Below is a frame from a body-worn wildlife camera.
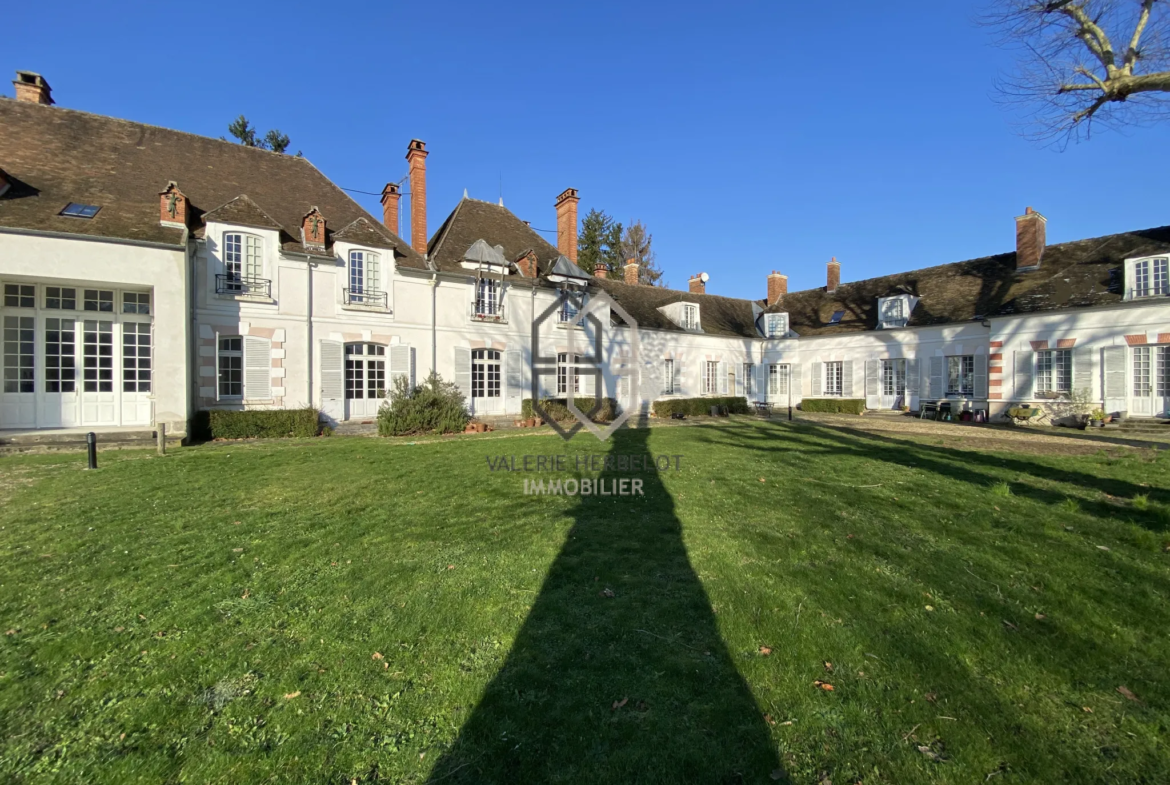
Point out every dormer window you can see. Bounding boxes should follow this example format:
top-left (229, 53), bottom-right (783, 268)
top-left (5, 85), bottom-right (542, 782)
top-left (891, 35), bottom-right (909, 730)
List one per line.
top-left (559, 289), bottom-right (587, 323)
top-left (217, 232), bottom-right (270, 297)
top-left (878, 296), bottom-right (910, 328)
top-left (1129, 256), bottom-right (1169, 299)
top-left (764, 312), bottom-right (788, 338)
top-left (682, 304), bottom-right (699, 330)
top-left (345, 250), bottom-right (386, 308)
top-left (829, 310), bottom-right (845, 324)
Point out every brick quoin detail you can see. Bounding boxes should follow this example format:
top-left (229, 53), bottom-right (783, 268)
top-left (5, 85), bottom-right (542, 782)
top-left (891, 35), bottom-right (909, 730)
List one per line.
top-left (989, 352), bottom-right (1003, 361)
top-left (989, 393), bottom-right (1003, 400)
top-left (1056, 338), bottom-right (1076, 348)
top-left (989, 379), bottom-right (1003, 387)
top-left (1125, 334), bottom-right (1148, 346)
top-left (989, 341), bottom-right (1004, 348)
top-left (1030, 340), bottom-right (1048, 350)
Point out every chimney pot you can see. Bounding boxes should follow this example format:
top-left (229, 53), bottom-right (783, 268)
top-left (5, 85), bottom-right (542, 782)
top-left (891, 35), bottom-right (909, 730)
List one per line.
top-left (594, 267), bottom-right (608, 279)
top-left (380, 182), bottom-right (401, 235)
top-left (826, 258), bottom-right (841, 292)
top-left (554, 188), bottom-right (580, 263)
top-left (767, 271), bottom-right (788, 306)
top-left (1015, 207), bottom-right (1046, 269)
top-left (13, 71), bottom-right (53, 105)
top-left (624, 259), bottom-right (639, 286)
top-left (406, 139), bottom-right (429, 254)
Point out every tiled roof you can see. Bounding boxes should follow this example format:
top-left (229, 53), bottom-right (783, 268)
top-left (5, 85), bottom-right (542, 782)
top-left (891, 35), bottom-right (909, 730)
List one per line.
top-left (593, 276), bottom-right (763, 338)
top-left (427, 197), bottom-right (561, 274)
top-left (0, 99), bottom-right (424, 266)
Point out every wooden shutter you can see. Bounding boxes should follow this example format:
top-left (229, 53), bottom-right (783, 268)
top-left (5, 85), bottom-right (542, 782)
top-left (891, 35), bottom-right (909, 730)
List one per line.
top-left (720, 361), bottom-right (729, 394)
top-left (1073, 346), bottom-right (1093, 398)
top-left (865, 359), bottom-right (880, 409)
top-left (453, 346), bottom-right (472, 406)
top-left (244, 337), bottom-right (271, 400)
top-left (390, 345), bottom-right (412, 393)
top-left (1103, 346), bottom-right (1126, 413)
top-left (811, 361), bottom-right (822, 396)
top-left (974, 353), bottom-right (989, 399)
top-left (790, 363), bottom-right (802, 402)
top-left (1013, 350), bottom-right (1033, 401)
top-left (675, 358), bottom-right (685, 396)
top-left (928, 356), bottom-right (944, 399)
top-left (319, 339), bottom-right (344, 421)
top-left (735, 365), bottom-right (743, 397)
top-left (906, 358), bottom-right (920, 396)
top-left (506, 350), bottom-right (522, 411)
top-left (842, 360), bottom-right (854, 397)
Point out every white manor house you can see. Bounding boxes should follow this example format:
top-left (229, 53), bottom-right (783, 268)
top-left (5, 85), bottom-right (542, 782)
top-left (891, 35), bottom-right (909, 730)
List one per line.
top-left (2, 70), bottom-right (1169, 437)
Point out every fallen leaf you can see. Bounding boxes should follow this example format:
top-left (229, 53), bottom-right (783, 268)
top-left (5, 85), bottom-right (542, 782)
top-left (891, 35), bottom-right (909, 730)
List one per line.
top-left (1082, 706), bottom-right (1093, 713)
top-left (447, 565), bottom-right (455, 570)
top-left (1002, 620), bottom-right (1018, 631)
top-left (917, 744), bottom-right (944, 762)
top-left (4, 630), bottom-right (14, 636)
top-left (232, 548), bottom-right (243, 553)
top-left (284, 691), bottom-right (301, 700)
top-left (759, 645), bottom-right (772, 655)
top-left (137, 614), bottom-right (147, 621)
top-left (763, 713), bottom-right (776, 725)
top-left (114, 626), bottom-right (124, 632)
top-left (1117, 685), bottom-right (1140, 702)
top-left (612, 697), bottom-right (628, 710)
top-left (232, 521), bottom-right (241, 525)
top-left (1096, 545), bottom-right (1111, 551)
top-left (601, 588), bottom-right (615, 598)
top-left (780, 720), bottom-right (794, 726)
top-left (813, 680), bottom-right (835, 691)
top-left (823, 661), bottom-right (833, 672)
top-left (925, 692), bottom-right (938, 703)
top-left (759, 477), bottom-right (766, 483)
top-left (1034, 613), bottom-right (1046, 620)
top-left (372, 652), bottom-right (384, 661)
top-left (383, 662), bottom-right (389, 669)
top-left (925, 605), bottom-right (935, 612)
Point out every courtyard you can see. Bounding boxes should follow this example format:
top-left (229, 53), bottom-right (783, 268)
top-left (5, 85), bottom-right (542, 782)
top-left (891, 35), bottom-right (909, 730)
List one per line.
top-left (1, 418), bottom-right (1168, 783)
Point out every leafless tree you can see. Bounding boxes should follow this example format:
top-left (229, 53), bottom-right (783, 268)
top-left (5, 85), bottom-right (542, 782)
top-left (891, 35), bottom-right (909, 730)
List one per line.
top-left (985, 0), bottom-right (1170, 145)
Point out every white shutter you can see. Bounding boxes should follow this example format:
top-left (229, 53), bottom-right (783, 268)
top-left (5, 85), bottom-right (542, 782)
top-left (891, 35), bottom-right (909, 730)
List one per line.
top-left (842, 360), bottom-right (854, 397)
top-left (1013, 350), bottom-right (1033, 401)
top-left (319, 339), bottom-right (344, 421)
top-left (735, 365), bottom-right (743, 397)
top-left (865, 359), bottom-right (880, 409)
top-left (580, 359), bottom-right (596, 397)
top-left (974, 354), bottom-right (989, 399)
top-left (1103, 346), bottom-right (1126, 413)
top-left (675, 359), bottom-right (685, 396)
top-left (390, 345), bottom-right (412, 393)
top-left (453, 346), bottom-right (472, 407)
top-left (811, 361), bottom-right (822, 396)
top-left (906, 358), bottom-right (920, 396)
top-left (720, 361), bottom-right (729, 394)
top-left (790, 363), bottom-right (802, 403)
top-left (929, 356), bottom-right (944, 400)
top-left (1073, 346), bottom-right (1093, 398)
top-left (506, 350), bottom-right (522, 411)
top-left (244, 337), bottom-right (271, 400)
top-left (755, 363), bottom-right (765, 402)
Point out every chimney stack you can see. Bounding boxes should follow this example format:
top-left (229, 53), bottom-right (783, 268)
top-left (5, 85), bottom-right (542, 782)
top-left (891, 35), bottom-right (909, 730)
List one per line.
top-left (1015, 206), bottom-right (1046, 270)
top-left (624, 259), bottom-right (639, 285)
top-left (826, 257), bottom-right (840, 293)
top-left (406, 139), bottom-right (428, 254)
top-left (13, 71), bottom-right (53, 105)
top-left (688, 273), bottom-right (706, 295)
top-left (594, 267), bottom-right (608, 280)
top-left (555, 188), bottom-right (580, 263)
top-left (380, 182), bottom-right (401, 235)
top-left (767, 271), bottom-right (788, 306)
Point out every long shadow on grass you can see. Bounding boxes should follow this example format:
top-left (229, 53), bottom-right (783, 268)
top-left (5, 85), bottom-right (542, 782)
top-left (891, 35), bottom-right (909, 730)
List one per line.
top-left (426, 426), bottom-right (786, 784)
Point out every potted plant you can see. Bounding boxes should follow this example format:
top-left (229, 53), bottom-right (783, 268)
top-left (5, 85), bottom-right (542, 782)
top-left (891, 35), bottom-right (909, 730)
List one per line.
top-left (1089, 408), bottom-right (1107, 428)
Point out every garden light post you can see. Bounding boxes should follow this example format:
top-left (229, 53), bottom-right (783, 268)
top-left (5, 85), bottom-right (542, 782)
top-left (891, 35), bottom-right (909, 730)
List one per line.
top-left (85, 432), bottom-right (97, 470)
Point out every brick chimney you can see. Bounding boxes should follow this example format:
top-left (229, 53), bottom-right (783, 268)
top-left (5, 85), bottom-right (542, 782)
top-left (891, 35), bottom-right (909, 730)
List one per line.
top-left (515, 250), bottom-right (538, 278)
top-left (624, 259), bottom-right (639, 285)
top-left (827, 257), bottom-right (840, 293)
top-left (406, 139), bottom-right (428, 254)
top-left (767, 271), bottom-right (787, 306)
top-left (1015, 206), bottom-right (1046, 270)
top-left (302, 207), bottom-right (326, 250)
top-left (688, 273), bottom-right (706, 295)
top-left (159, 182), bottom-right (187, 227)
top-left (555, 188), bottom-right (580, 262)
top-left (13, 71), bottom-right (53, 105)
top-left (380, 182), bottom-right (400, 234)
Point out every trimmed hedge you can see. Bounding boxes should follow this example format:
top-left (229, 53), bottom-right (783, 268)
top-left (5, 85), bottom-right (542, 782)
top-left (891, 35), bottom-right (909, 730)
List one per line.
top-left (799, 398), bottom-right (866, 415)
top-left (651, 397), bottom-right (750, 418)
top-left (196, 407), bottom-right (320, 440)
top-left (522, 398), bottom-right (620, 423)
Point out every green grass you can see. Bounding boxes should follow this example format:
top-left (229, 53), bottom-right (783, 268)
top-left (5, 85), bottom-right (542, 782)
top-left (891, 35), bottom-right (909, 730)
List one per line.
top-left (1, 420), bottom-right (1169, 784)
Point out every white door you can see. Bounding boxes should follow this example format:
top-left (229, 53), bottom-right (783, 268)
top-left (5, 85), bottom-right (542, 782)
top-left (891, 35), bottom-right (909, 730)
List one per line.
top-left (120, 322), bottom-right (152, 426)
top-left (40, 316), bottom-right (79, 427)
top-left (471, 349), bottom-right (503, 415)
top-left (80, 319), bottom-right (117, 425)
top-left (1, 314), bottom-right (36, 427)
top-left (1132, 346), bottom-right (1170, 418)
top-left (881, 359), bottom-right (907, 409)
top-left (344, 343), bottom-right (386, 420)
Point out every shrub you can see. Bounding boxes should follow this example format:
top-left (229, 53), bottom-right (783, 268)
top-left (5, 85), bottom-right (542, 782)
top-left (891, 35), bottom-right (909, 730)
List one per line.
top-left (651, 397), bottom-right (750, 418)
top-left (522, 397), bottom-right (620, 423)
top-left (378, 373), bottom-right (469, 436)
top-left (196, 406), bottom-right (320, 440)
top-left (799, 398), bottom-right (866, 415)
top-left (990, 481), bottom-right (1013, 498)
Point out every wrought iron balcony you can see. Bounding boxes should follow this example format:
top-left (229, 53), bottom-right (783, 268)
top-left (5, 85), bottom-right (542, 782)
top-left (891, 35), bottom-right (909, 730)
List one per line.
top-left (216, 274), bottom-right (271, 298)
top-left (470, 301), bottom-right (507, 322)
top-left (343, 288), bottom-right (389, 309)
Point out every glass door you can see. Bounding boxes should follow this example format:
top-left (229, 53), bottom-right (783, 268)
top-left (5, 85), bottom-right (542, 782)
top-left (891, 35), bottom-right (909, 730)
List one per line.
top-left (471, 349), bottom-right (503, 415)
top-left (40, 317), bottom-right (79, 427)
top-left (80, 319), bottom-right (116, 425)
top-left (881, 359), bottom-right (907, 409)
top-left (344, 343), bottom-right (387, 419)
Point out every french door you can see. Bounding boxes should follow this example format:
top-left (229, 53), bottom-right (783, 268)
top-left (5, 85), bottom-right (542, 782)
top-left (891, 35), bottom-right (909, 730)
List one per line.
top-left (80, 319), bottom-right (117, 425)
top-left (1131, 346), bottom-right (1170, 418)
top-left (344, 343), bottom-right (387, 419)
top-left (471, 349), bottom-right (503, 415)
top-left (881, 359), bottom-right (907, 409)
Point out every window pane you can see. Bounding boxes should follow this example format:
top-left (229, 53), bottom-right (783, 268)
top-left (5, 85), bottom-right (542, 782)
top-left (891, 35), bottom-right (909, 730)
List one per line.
top-left (4, 284), bottom-right (35, 308)
top-left (3, 315), bottom-right (35, 392)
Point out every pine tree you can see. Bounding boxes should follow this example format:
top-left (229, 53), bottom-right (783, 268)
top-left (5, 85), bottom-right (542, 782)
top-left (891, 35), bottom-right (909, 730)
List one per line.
top-left (576, 209), bottom-right (612, 274)
top-left (263, 129), bottom-right (291, 154)
top-left (227, 115), bottom-right (292, 154)
top-left (601, 220), bottom-right (624, 273)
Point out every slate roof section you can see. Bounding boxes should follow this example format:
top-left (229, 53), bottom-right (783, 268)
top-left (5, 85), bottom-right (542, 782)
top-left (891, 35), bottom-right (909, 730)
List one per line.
top-left (428, 197), bottom-right (561, 274)
top-left (767, 225), bottom-right (1170, 336)
top-left (0, 99), bottom-right (424, 266)
top-left (593, 276), bottom-right (763, 338)
top-left (201, 195), bottom-right (283, 232)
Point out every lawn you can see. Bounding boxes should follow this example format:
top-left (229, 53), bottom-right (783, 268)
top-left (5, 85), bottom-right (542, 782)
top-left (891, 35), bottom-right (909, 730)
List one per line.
top-left (1, 419), bottom-right (1168, 784)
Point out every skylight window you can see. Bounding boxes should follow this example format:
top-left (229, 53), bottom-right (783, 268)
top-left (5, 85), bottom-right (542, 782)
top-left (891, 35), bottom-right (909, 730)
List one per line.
top-left (829, 310), bottom-right (845, 324)
top-left (60, 203), bottom-right (100, 219)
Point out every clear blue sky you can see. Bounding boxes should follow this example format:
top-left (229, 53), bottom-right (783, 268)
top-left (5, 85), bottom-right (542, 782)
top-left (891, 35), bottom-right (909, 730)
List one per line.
top-left (6, 1), bottom-right (1167, 300)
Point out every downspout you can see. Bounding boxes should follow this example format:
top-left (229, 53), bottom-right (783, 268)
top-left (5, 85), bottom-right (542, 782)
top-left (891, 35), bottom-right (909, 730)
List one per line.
top-left (307, 259), bottom-right (314, 406)
top-left (185, 233), bottom-right (196, 438)
top-left (430, 261), bottom-right (437, 377)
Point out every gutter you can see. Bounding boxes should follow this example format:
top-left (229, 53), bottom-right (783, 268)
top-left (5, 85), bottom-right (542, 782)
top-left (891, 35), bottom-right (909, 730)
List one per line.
top-left (0, 225), bottom-right (186, 251)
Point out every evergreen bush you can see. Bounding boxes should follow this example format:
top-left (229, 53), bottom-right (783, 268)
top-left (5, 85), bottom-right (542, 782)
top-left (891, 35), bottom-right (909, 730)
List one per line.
top-left (378, 373), bottom-right (469, 436)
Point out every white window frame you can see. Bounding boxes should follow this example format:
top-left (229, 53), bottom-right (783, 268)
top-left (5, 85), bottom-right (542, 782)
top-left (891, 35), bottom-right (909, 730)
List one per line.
top-left (476, 278), bottom-right (501, 317)
top-left (217, 336), bottom-right (244, 400)
top-left (349, 250), bottom-right (381, 295)
top-left (1127, 256), bottom-right (1170, 299)
top-left (223, 232), bottom-right (263, 282)
top-left (663, 358), bottom-right (675, 394)
top-left (878, 296), bottom-right (908, 328)
top-left (682, 304), bottom-right (700, 331)
top-left (946, 355), bottom-right (975, 396)
top-left (702, 360), bottom-right (719, 395)
top-left (122, 322), bottom-right (152, 393)
top-left (743, 362), bottom-right (754, 396)
top-left (824, 361), bottom-right (843, 396)
top-left (1035, 349), bottom-right (1072, 394)
top-left (764, 313), bottom-right (788, 338)
top-left (556, 352), bottom-right (580, 396)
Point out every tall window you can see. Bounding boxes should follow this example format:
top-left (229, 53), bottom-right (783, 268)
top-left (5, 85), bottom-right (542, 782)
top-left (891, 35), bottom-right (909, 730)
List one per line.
top-left (122, 323), bottom-right (152, 393)
top-left (82, 320), bottom-right (113, 393)
top-left (218, 337), bottom-right (243, 398)
top-left (743, 363), bottom-right (754, 396)
top-left (559, 290), bottom-right (583, 323)
top-left (349, 251), bottom-right (380, 296)
top-left (1155, 258), bottom-right (1169, 296)
top-left (824, 361), bottom-right (843, 396)
top-left (224, 233), bottom-right (262, 284)
top-left (45, 287), bottom-right (77, 310)
top-left (476, 279), bottom-right (500, 316)
top-left (557, 353), bottom-right (580, 395)
top-left (947, 355), bottom-right (975, 395)
top-left (703, 361), bottom-right (719, 394)
top-left (3, 315), bottom-right (34, 393)
top-left (4, 284), bottom-right (34, 308)
top-left (1035, 349), bottom-right (1071, 394)
top-left (472, 349), bottom-right (502, 399)
top-left (880, 297), bottom-right (906, 327)
top-left (1135, 259), bottom-right (1150, 296)
top-left (663, 358), bottom-right (675, 394)
top-left (768, 364), bottom-right (788, 397)
top-left (45, 318), bottom-right (76, 393)
top-left (682, 305), bottom-right (699, 330)
top-left (345, 343), bottom-right (387, 400)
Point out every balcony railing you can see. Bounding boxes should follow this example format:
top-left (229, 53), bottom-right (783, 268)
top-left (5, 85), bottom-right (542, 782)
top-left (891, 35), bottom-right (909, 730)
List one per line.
top-left (1129, 287), bottom-right (1170, 299)
top-left (470, 301), bottom-right (507, 322)
top-left (343, 288), bottom-right (389, 309)
top-left (216, 274), bottom-right (271, 298)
